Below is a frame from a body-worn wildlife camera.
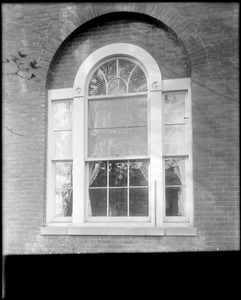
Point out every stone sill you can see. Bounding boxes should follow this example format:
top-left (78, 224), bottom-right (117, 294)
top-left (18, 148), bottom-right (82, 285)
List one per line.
top-left (40, 226), bottom-right (197, 236)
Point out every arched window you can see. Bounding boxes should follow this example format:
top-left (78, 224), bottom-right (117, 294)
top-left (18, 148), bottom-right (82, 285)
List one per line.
top-left (45, 44), bottom-right (194, 235)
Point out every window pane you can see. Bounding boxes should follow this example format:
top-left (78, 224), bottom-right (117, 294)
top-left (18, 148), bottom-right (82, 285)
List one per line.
top-left (54, 131), bottom-right (72, 158)
top-left (166, 187), bottom-right (186, 216)
top-left (128, 97), bottom-right (147, 126)
top-left (128, 65), bottom-right (147, 93)
top-left (119, 59), bottom-right (135, 82)
top-left (164, 125), bottom-right (185, 154)
top-left (109, 188), bottom-right (127, 216)
top-left (109, 161), bottom-right (128, 187)
top-left (107, 128), bottom-right (128, 156)
top-left (88, 100), bottom-right (107, 128)
top-left (88, 129), bottom-right (107, 157)
top-left (129, 188), bottom-right (149, 216)
top-left (108, 78), bottom-right (127, 95)
top-left (129, 160), bottom-right (149, 186)
top-left (88, 69), bottom-right (106, 96)
top-left (54, 102), bottom-right (72, 130)
top-left (89, 189), bottom-right (107, 216)
top-left (55, 188), bottom-right (73, 217)
top-left (89, 161), bottom-right (107, 187)
top-left (107, 99), bottom-right (128, 128)
top-left (100, 59), bottom-right (117, 82)
top-left (128, 127), bottom-right (147, 155)
top-left (55, 162), bottom-right (73, 189)
top-left (165, 158), bottom-right (185, 185)
top-left (164, 93), bottom-right (185, 124)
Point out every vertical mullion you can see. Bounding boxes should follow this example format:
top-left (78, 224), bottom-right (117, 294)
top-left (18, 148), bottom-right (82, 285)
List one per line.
top-left (107, 160), bottom-right (109, 216)
top-left (127, 160), bottom-right (129, 217)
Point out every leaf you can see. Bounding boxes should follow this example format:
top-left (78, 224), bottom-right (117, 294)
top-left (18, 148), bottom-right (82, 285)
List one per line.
top-left (30, 60), bottom-right (38, 69)
top-left (18, 51), bottom-right (27, 58)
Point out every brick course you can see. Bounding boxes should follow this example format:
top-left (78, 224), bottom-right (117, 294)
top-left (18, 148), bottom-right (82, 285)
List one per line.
top-left (2, 2), bottom-right (239, 253)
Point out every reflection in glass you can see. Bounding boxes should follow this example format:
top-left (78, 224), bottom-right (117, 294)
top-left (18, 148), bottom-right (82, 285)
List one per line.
top-left (166, 187), bottom-right (185, 216)
top-left (109, 188), bottom-right (127, 216)
top-left (100, 59), bottom-right (117, 82)
top-left (128, 127), bottom-right (147, 155)
top-left (119, 59), bottom-right (135, 82)
top-left (109, 161), bottom-right (127, 187)
top-left (89, 161), bottom-right (107, 187)
top-left (128, 97), bottom-right (147, 126)
top-left (89, 189), bottom-right (107, 216)
top-left (55, 188), bottom-right (73, 217)
top-left (54, 102), bottom-right (72, 130)
top-left (88, 69), bottom-right (106, 96)
top-left (129, 160), bottom-right (149, 186)
top-left (107, 128), bottom-right (128, 156)
top-left (164, 93), bottom-right (185, 124)
top-left (54, 131), bottom-right (72, 158)
top-left (107, 99), bottom-right (128, 128)
top-left (128, 65), bottom-right (147, 93)
top-left (164, 125), bottom-right (185, 154)
top-left (88, 129), bottom-right (107, 157)
top-left (88, 100), bottom-right (107, 128)
top-left (55, 162), bottom-right (73, 189)
top-left (129, 188), bottom-right (148, 216)
top-left (165, 158), bottom-right (185, 186)
top-left (108, 78), bottom-right (127, 95)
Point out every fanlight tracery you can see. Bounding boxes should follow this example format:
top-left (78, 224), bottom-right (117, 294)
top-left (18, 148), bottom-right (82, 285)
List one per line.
top-left (88, 58), bottom-right (147, 96)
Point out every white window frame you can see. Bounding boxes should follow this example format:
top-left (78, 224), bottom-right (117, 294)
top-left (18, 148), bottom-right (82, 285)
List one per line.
top-left (44, 43), bottom-right (195, 236)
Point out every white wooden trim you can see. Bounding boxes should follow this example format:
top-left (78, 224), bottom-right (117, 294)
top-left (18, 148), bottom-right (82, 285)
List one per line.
top-left (162, 78), bottom-right (191, 91)
top-left (48, 88), bottom-right (73, 100)
top-left (72, 95), bottom-right (85, 223)
top-left (73, 43), bottom-right (162, 96)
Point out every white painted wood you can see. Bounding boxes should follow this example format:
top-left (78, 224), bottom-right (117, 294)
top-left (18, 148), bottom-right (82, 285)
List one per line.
top-left (48, 88), bottom-right (73, 100)
top-left (73, 43), bottom-right (162, 96)
top-left (72, 95), bottom-right (85, 224)
top-left (162, 78), bottom-right (191, 91)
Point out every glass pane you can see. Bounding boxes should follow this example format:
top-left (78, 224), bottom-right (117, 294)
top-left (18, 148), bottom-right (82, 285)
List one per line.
top-left (107, 99), bottom-right (128, 128)
top-left (54, 131), bottom-right (72, 158)
top-left (119, 59), bottom-right (135, 82)
top-left (129, 188), bottom-right (149, 216)
top-left (128, 127), bottom-right (147, 155)
top-left (88, 69), bottom-right (106, 96)
top-left (88, 100), bottom-right (107, 128)
top-left (164, 93), bottom-right (185, 124)
top-left (54, 102), bottom-right (72, 130)
top-left (89, 161), bottom-right (107, 187)
top-left (107, 128), bottom-right (128, 156)
top-left (100, 59), bottom-right (117, 82)
top-left (55, 162), bottom-right (73, 189)
top-left (164, 125), bottom-right (185, 154)
top-left (129, 160), bottom-right (149, 186)
top-left (109, 188), bottom-right (127, 216)
top-left (108, 78), bottom-right (127, 95)
top-left (109, 161), bottom-right (128, 187)
top-left (166, 187), bottom-right (186, 216)
top-left (165, 158), bottom-right (185, 185)
top-left (128, 97), bottom-right (147, 126)
top-left (88, 129), bottom-right (107, 157)
top-left (55, 188), bottom-right (73, 217)
top-left (89, 189), bottom-right (107, 216)
top-left (128, 65), bottom-right (147, 93)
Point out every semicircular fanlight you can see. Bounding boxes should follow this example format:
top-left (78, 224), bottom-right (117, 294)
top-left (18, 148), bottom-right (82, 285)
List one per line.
top-left (108, 78), bottom-right (127, 95)
top-left (88, 69), bottom-right (106, 96)
top-left (128, 65), bottom-right (147, 93)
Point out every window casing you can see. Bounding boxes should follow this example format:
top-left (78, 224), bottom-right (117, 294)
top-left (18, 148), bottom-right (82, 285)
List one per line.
top-left (46, 43), bottom-right (193, 234)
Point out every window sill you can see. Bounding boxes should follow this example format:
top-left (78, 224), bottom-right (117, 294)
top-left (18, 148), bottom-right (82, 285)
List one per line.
top-left (40, 225), bottom-right (197, 236)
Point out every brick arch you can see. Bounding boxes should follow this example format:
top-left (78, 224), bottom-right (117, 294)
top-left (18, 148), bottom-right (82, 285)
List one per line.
top-left (40, 3), bottom-right (208, 84)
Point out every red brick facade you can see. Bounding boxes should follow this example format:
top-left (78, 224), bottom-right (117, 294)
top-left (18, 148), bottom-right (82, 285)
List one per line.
top-left (2, 2), bottom-right (239, 253)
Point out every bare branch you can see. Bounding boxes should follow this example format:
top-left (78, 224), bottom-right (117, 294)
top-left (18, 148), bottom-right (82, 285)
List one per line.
top-left (3, 125), bottom-right (24, 136)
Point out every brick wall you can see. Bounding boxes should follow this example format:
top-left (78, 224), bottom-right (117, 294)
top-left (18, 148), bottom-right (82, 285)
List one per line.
top-left (2, 2), bottom-right (239, 254)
